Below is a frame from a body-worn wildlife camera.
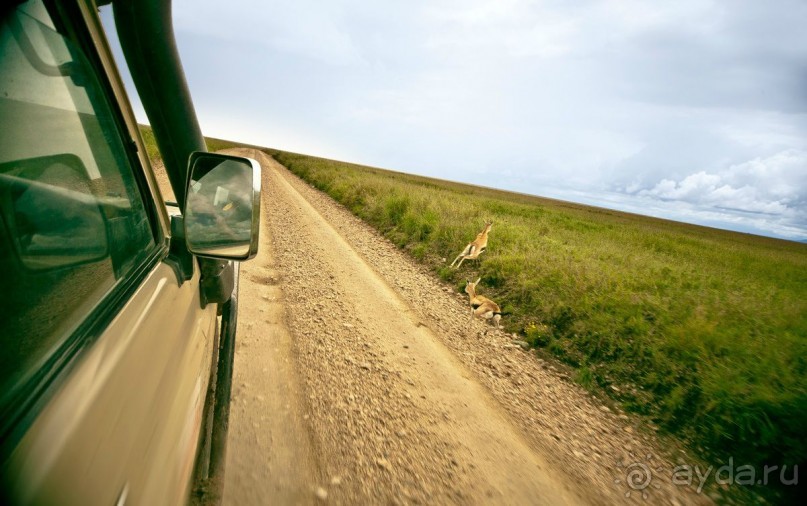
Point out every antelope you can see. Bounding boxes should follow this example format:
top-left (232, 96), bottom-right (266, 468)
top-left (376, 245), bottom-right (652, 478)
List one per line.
top-left (450, 221), bottom-right (492, 268)
top-left (464, 278), bottom-right (502, 329)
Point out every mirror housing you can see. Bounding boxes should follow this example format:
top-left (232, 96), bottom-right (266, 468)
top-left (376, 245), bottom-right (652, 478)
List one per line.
top-left (184, 152), bottom-right (261, 261)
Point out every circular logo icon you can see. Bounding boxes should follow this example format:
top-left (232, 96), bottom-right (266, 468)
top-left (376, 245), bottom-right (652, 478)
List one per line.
top-left (625, 462), bottom-right (652, 490)
top-left (615, 453), bottom-right (663, 500)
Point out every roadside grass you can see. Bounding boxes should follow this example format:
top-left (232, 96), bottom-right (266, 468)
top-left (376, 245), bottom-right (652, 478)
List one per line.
top-left (138, 124), bottom-right (160, 162)
top-left (138, 124), bottom-right (240, 164)
top-left (205, 135), bottom-right (241, 153)
top-left (268, 149), bottom-right (807, 480)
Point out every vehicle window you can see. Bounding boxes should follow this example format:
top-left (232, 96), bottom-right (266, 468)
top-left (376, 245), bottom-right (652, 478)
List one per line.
top-left (0, 0), bottom-right (156, 421)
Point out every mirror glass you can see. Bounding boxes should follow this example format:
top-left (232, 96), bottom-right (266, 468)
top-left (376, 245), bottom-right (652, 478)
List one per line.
top-left (185, 154), bottom-right (257, 259)
top-left (0, 154), bottom-right (108, 270)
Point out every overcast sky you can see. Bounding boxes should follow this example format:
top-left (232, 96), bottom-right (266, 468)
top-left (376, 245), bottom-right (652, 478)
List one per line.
top-left (104, 0), bottom-right (807, 241)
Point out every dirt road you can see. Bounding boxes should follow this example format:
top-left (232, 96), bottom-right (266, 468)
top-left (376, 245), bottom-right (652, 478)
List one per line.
top-left (220, 148), bottom-right (710, 505)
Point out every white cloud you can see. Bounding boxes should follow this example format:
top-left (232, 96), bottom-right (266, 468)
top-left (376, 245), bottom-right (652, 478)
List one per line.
top-left (629, 149), bottom-right (806, 235)
top-left (643, 172), bottom-right (722, 201)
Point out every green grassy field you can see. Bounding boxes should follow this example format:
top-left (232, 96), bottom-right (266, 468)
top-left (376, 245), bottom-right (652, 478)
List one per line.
top-left (267, 149), bottom-right (807, 478)
top-left (138, 124), bottom-right (240, 163)
top-left (138, 124), bottom-right (806, 494)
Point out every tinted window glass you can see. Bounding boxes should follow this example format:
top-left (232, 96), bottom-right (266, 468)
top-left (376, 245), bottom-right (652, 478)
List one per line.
top-left (0, 1), bottom-right (155, 412)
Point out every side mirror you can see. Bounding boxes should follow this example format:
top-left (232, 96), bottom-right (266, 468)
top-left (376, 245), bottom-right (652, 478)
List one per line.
top-left (0, 154), bottom-right (108, 271)
top-left (184, 152), bottom-right (261, 261)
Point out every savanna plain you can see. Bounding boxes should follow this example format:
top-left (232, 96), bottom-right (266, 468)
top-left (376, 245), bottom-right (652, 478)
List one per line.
top-left (143, 126), bottom-right (807, 503)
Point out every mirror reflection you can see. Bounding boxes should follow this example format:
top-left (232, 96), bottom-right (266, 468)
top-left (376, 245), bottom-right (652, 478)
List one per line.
top-left (185, 156), bottom-right (255, 258)
top-left (0, 154), bottom-right (108, 270)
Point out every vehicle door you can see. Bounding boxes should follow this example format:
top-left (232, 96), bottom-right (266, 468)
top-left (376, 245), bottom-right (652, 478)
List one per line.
top-left (0, 1), bottom-right (217, 504)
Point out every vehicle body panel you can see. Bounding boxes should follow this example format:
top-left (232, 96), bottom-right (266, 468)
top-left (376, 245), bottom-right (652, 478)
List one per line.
top-left (5, 262), bottom-right (216, 505)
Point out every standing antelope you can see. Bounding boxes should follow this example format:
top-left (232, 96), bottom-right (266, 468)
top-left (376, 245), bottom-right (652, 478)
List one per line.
top-left (450, 221), bottom-right (492, 268)
top-left (464, 278), bottom-right (502, 329)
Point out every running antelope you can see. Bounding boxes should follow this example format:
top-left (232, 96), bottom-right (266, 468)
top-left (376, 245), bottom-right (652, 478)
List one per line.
top-left (464, 278), bottom-right (502, 329)
top-left (450, 221), bottom-right (492, 268)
